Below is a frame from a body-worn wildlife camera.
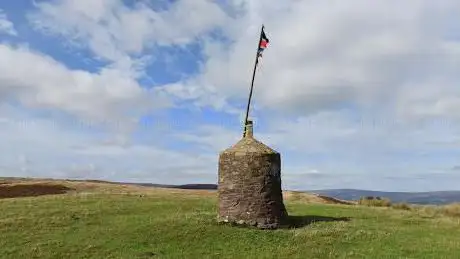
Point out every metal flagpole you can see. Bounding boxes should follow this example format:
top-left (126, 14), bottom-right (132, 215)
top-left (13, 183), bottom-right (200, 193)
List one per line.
top-left (243, 24), bottom-right (265, 137)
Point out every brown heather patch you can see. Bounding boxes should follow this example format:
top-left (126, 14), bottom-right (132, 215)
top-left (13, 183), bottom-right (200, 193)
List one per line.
top-left (0, 182), bottom-right (74, 199)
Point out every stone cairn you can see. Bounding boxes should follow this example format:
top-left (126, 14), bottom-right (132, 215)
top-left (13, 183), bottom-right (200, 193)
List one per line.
top-left (217, 120), bottom-right (288, 229)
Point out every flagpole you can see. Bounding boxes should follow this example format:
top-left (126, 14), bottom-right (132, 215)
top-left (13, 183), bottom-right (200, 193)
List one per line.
top-left (243, 24), bottom-right (265, 137)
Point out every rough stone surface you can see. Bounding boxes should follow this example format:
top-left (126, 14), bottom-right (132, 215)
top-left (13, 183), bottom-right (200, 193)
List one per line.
top-left (217, 121), bottom-right (288, 229)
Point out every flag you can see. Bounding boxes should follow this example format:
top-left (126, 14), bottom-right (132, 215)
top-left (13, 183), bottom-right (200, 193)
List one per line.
top-left (257, 27), bottom-right (269, 59)
top-left (242, 25), bottom-right (269, 137)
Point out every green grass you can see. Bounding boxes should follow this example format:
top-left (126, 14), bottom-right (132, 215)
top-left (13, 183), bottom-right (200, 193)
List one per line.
top-left (1, 192), bottom-right (460, 259)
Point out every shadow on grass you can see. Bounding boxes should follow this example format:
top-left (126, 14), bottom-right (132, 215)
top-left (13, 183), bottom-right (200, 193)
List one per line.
top-left (286, 215), bottom-right (351, 228)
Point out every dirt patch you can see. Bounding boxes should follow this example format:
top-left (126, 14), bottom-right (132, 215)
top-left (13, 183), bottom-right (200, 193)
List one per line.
top-left (0, 183), bottom-right (74, 199)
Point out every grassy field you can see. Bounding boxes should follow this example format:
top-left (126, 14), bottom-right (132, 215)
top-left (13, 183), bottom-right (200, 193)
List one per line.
top-left (1, 181), bottom-right (460, 258)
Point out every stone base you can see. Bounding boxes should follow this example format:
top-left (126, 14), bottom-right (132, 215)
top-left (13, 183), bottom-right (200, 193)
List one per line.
top-left (217, 214), bottom-right (288, 230)
top-left (217, 121), bottom-right (289, 230)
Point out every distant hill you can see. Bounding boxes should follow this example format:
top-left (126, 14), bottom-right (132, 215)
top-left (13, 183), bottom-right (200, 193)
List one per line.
top-left (1, 177), bottom-right (219, 191)
top-left (310, 189), bottom-right (460, 205)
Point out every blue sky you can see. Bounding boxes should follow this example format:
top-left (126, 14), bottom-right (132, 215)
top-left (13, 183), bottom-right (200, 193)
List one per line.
top-left (1, 0), bottom-right (460, 192)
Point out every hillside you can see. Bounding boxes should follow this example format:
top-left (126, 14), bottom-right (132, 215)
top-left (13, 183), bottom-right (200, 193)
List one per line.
top-left (312, 189), bottom-right (460, 205)
top-left (1, 179), bottom-right (460, 258)
top-left (6, 177), bottom-right (460, 205)
top-left (0, 178), bottom-right (352, 205)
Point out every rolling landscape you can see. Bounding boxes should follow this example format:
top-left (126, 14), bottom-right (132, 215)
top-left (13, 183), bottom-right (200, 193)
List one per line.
top-left (7, 177), bottom-right (459, 205)
top-left (3, 1), bottom-right (460, 258)
top-left (1, 177), bottom-right (460, 258)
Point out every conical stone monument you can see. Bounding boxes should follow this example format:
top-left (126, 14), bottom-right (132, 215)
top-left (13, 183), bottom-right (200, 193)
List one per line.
top-left (217, 120), bottom-right (288, 229)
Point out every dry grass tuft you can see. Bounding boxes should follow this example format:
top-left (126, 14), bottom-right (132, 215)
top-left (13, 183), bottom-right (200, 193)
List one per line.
top-left (437, 203), bottom-right (460, 217)
top-left (358, 196), bottom-right (392, 207)
top-left (391, 202), bottom-right (412, 210)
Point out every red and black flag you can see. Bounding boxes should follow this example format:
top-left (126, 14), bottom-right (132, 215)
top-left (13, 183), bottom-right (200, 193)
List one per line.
top-left (257, 27), bottom-right (269, 59)
top-left (242, 25), bottom-right (270, 137)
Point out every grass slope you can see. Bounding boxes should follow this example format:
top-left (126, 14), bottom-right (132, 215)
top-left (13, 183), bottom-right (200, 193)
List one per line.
top-left (1, 183), bottom-right (460, 259)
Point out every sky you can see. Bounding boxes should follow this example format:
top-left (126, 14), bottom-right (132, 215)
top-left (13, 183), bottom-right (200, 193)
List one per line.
top-left (1, 0), bottom-right (460, 192)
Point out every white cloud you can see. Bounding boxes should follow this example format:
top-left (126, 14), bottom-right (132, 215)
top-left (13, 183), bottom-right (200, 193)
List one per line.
top-left (0, 9), bottom-right (17, 36)
top-left (173, 108), bottom-right (460, 191)
top-left (174, 124), bottom-right (240, 152)
top-left (158, 0), bottom-right (460, 122)
top-left (24, 0), bottom-right (460, 123)
top-left (28, 0), bottom-right (228, 70)
top-left (0, 44), bottom-right (171, 124)
top-left (0, 107), bottom-right (217, 184)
